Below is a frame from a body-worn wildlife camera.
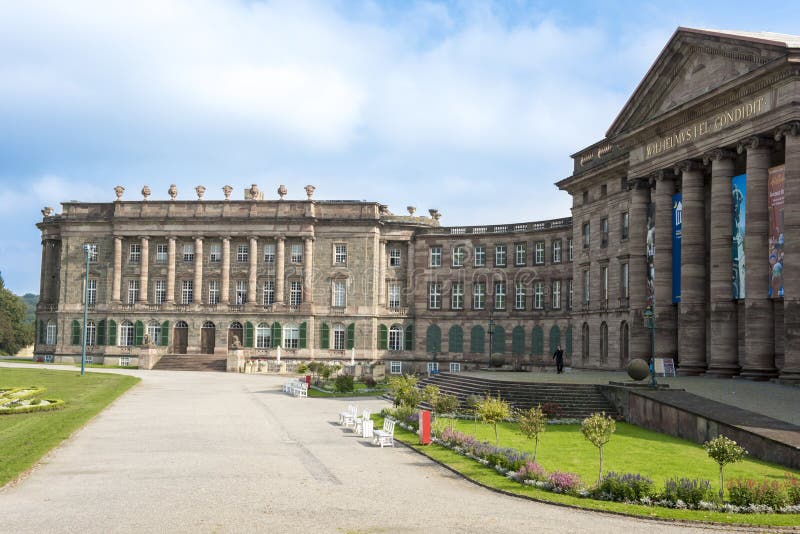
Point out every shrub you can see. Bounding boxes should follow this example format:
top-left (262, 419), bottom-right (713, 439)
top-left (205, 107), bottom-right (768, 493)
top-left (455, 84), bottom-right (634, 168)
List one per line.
top-left (387, 375), bottom-right (421, 408)
top-left (786, 473), bottom-right (800, 505)
top-left (515, 460), bottom-right (547, 482)
top-left (433, 394), bottom-right (460, 419)
top-left (541, 402), bottom-right (563, 419)
top-left (517, 405), bottom-right (547, 463)
top-left (333, 374), bottom-right (354, 393)
top-left (727, 479), bottom-right (788, 509)
top-left (663, 478), bottom-right (714, 506)
top-left (361, 376), bottom-right (377, 388)
top-left (595, 472), bottom-right (654, 502)
top-left (581, 412), bottom-right (616, 485)
top-left (476, 395), bottom-right (511, 446)
top-left (296, 363), bottom-right (308, 374)
top-left (703, 435), bottom-right (747, 499)
top-left (548, 471), bottom-right (582, 494)
top-left (391, 404), bottom-right (416, 427)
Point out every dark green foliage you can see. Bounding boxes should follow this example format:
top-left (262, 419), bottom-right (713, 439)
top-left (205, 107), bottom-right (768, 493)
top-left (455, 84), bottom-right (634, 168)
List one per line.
top-left (727, 479), bottom-right (788, 508)
top-left (334, 374), bottom-right (354, 393)
top-left (663, 478), bottom-right (714, 506)
top-left (20, 293), bottom-right (38, 324)
top-left (594, 472), bottom-right (655, 502)
top-left (378, 324), bottom-right (388, 350)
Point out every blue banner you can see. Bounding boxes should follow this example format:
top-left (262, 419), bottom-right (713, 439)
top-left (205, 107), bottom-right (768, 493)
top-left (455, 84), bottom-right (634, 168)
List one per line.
top-left (672, 193), bottom-right (682, 303)
top-left (732, 174), bottom-right (747, 299)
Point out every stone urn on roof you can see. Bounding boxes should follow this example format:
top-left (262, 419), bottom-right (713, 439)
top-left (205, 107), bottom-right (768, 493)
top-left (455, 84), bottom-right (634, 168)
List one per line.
top-left (141, 185), bottom-right (151, 201)
top-left (114, 185), bottom-right (125, 201)
top-left (277, 184), bottom-right (287, 200)
top-left (222, 185), bottom-right (233, 200)
top-left (168, 184), bottom-right (178, 200)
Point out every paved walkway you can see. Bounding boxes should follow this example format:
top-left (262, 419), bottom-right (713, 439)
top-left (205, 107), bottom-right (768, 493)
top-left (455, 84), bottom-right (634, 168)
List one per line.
top-left (0, 364), bottom-right (737, 533)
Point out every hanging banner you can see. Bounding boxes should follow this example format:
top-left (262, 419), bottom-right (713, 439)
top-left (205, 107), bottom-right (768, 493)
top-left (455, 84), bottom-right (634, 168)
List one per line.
top-left (732, 174), bottom-right (747, 299)
top-left (672, 193), bottom-right (682, 302)
top-left (646, 202), bottom-right (655, 307)
top-left (768, 165), bottom-right (785, 299)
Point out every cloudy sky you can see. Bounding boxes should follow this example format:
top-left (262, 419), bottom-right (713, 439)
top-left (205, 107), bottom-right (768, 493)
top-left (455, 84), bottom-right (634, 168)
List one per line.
top-left (1, 0), bottom-right (799, 295)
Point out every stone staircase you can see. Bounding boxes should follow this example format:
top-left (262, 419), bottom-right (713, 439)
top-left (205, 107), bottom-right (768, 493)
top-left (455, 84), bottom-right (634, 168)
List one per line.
top-left (152, 354), bottom-right (227, 372)
top-left (416, 373), bottom-right (617, 419)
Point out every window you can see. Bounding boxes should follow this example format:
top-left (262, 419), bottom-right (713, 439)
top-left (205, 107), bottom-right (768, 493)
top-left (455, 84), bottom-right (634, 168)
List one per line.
top-left (207, 280), bottom-right (219, 304)
top-left (552, 280), bottom-right (561, 309)
top-left (388, 282), bottom-right (401, 308)
top-left (262, 280), bottom-right (274, 306)
top-left (256, 323), bottom-right (271, 349)
top-left (621, 176), bottom-right (629, 191)
top-left (473, 282), bottom-right (485, 310)
top-left (515, 283), bottom-right (526, 310)
top-left (515, 243), bottom-right (526, 266)
top-left (46, 321), bottom-right (57, 345)
top-left (118, 356), bottom-right (130, 366)
top-left (290, 280), bottom-right (303, 306)
top-left (567, 279), bottom-right (574, 309)
top-left (237, 244), bottom-right (248, 263)
top-left (263, 243), bottom-right (275, 264)
top-left (129, 244), bottom-right (141, 263)
top-left (582, 223), bottom-right (590, 249)
top-left (87, 279), bottom-right (97, 305)
top-left (430, 246), bottom-right (442, 267)
top-left (334, 244), bottom-right (347, 265)
top-left (583, 270), bottom-right (590, 305)
top-left (332, 280), bottom-right (346, 307)
top-left (452, 245), bottom-right (465, 267)
top-left (154, 280), bottom-right (166, 304)
top-left (147, 320), bottom-right (161, 346)
top-left (534, 242), bottom-right (545, 264)
top-left (451, 282), bottom-right (464, 310)
top-left (428, 282), bottom-right (442, 309)
top-left (390, 360), bottom-right (402, 374)
top-left (552, 240), bottom-right (562, 264)
top-left (568, 239), bottom-right (574, 261)
top-left (601, 218), bottom-right (609, 247)
top-left (290, 243), bottom-right (303, 263)
top-left (427, 362), bottom-right (439, 373)
top-left (621, 263), bottom-right (629, 299)
top-left (183, 243), bottom-right (195, 262)
top-left (495, 245), bottom-right (507, 267)
top-left (474, 246), bottom-right (485, 267)
top-left (236, 281), bottom-right (247, 305)
top-left (494, 282), bottom-right (506, 310)
top-left (283, 324), bottom-right (299, 349)
top-left (182, 280), bottom-right (193, 304)
top-left (127, 280), bottom-right (140, 304)
top-left (85, 243), bottom-right (98, 263)
top-left (210, 243), bottom-right (221, 263)
top-left (156, 244), bottom-right (168, 264)
top-left (621, 212), bottom-right (630, 241)
top-left (533, 281), bottom-right (544, 309)
top-left (389, 248), bottom-right (401, 267)
top-left (582, 190), bottom-right (589, 205)
top-left (333, 324), bottom-right (346, 350)
top-left (389, 326), bottom-right (403, 352)
top-left (601, 266), bottom-right (608, 303)
top-left (600, 184), bottom-right (607, 198)
top-left (119, 321), bottom-right (134, 346)
top-left (449, 362), bottom-right (461, 373)
top-left (86, 321), bottom-right (96, 346)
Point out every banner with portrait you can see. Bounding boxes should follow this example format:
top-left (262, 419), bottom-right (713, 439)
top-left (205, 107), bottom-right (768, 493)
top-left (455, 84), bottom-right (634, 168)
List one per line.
top-left (768, 165), bottom-right (785, 299)
top-left (646, 202), bottom-right (655, 307)
top-left (672, 193), bottom-right (682, 303)
top-left (732, 174), bottom-right (746, 299)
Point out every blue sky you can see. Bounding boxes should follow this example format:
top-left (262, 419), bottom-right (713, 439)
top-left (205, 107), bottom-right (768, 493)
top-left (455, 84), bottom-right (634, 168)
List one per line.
top-left (1, 0), bottom-right (799, 295)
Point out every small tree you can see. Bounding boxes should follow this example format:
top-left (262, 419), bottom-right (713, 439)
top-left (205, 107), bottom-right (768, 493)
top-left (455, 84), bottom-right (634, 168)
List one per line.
top-left (703, 435), bottom-right (747, 499)
top-left (388, 375), bottom-right (421, 408)
top-left (434, 394), bottom-right (460, 429)
top-left (476, 395), bottom-right (511, 445)
top-left (423, 385), bottom-right (440, 413)
top-left (518, 405), bottom-right (547, 463)
top-left (465, 394), bottom-right (484, 434)
top-left (581, 412), bottom-right (616, 485)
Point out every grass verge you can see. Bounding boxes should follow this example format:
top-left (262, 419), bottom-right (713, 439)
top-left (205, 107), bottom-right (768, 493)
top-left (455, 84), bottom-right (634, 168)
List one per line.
top-left (0, 368), bottom-right (139, 487)
top-left (308, 386), bottom-right (387, 398)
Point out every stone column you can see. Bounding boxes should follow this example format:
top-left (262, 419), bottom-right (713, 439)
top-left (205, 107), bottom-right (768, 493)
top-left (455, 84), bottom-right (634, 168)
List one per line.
top-left (779, 123), bottom-right (800, 382)
top-left (139, 237), bottom-right (149, 304)
top-left (379, 239), bottom-right (387, 306)
top-left (248, 236), bottom-right (258, 304)
top-left (738, 137), bottom-right (777, 379)
top-left (166, 237), bottom-right (176, 304)
top-left (652, 170), bottom-right (678, 358)
top-left (406, 240), bottom-right (415, 306)
top-left (194, 237), bottom-right (203, 304)
top-left (303, 237), bottom-right (314, 303)
top-left (628, 178), bottom-right (651, 359)
top-left (675, 160), bottom-right (707, 374)
top-left (221, 237), bottom-right (230, 304)
top-left (275, 236), bottom-right (285, 303)
top-left (112, 236), bottom-right (122, 302)
top-left (704, 150), bottom-right (739, 376)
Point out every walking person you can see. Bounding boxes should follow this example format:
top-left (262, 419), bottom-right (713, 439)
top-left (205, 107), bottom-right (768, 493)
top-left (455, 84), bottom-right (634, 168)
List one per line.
top-left (553, 345), bottom-right (564, 374)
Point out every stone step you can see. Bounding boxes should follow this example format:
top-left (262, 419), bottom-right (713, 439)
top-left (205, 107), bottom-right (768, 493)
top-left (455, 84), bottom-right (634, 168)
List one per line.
top-left (153, 355), bottom-right (227, 372)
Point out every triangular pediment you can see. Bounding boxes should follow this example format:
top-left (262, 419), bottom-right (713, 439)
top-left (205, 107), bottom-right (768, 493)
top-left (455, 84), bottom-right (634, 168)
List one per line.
top-left (607, 28), bottom-right (793, 137)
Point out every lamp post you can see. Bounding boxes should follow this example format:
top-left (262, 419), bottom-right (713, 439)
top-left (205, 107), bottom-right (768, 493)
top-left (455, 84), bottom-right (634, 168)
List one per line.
top-left (487, 310), bottom-right (495, 368)
top-left (81, 244), bottom-right (91, 376)
top-left (644, 305), bottom-right (657, 387)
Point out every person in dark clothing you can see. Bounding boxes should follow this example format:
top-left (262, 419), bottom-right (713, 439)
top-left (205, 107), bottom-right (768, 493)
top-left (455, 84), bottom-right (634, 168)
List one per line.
top-left (553, 345), bottom-right (564, 374)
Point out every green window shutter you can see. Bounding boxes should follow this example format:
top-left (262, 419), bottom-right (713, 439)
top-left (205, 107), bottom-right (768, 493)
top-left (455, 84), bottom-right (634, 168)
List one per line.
top-left (98, 319), bottom-right (106, 346)
top-left (549, 325), bottom-right (561, 355)
top-left (447, 326), bottom-right (463, 353)
top-left (512, 326), bottom-right (525, 355)
top-left (470, 325), bottom-right (485, 354)
top-left (299, 322), bottom-right (307, 349)
top-left (38, 320), bottom-right (45, 344)
top-left (108, 320), bottom-right (117, 346)
top-left (71, 320), bottom-right (81, 345)
top-left (378, 324), bottom-right (388, 350)
top-left (531, 326), bottom-right (544, 356)
top-left (134, 320), bottom-right (144, 346)
top-left (160, 321), bottom-right (169, 346)
top-left (425, 324), bottom-right (441, 353)
top-left (565, 326), bottom-right (573, 356)
top-left (346, 323), bottom-right (355, 350)
top-left (272, 322), bottom-right (282, 348)
top-left (493, 326), bottom-right (506, 354)
top-left (245, 321), bottom-right (254, 348)
top-left (404, 324), bottom-right (414, 351)
top-left (320, 323), bottom-right (330, 349)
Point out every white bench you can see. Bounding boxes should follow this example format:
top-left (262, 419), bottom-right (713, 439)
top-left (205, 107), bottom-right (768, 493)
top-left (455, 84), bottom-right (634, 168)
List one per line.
top-left (283, 379), bottom-right (301, 394)
top-left (353, 410), bottom-right (371, 434)
top-left (373, 418), bottom-right (395, 448)
top-left (339, 404), bottom-right (357, 426)
top-left (292, 382), bottom-right (308, 397)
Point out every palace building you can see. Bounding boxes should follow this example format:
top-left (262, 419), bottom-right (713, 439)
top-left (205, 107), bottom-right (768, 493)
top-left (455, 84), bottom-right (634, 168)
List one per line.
top-left (34, 28), bottom-right (800, 381)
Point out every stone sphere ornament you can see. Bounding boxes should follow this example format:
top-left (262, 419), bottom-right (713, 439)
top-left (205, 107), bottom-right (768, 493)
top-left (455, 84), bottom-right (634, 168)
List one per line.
top-left (114, 185), bottom-right (125, 201)
top-left (277, 184), bottom-right (287, 200)
top-left (168, 184), bottom-right (178, 200)
top-left (141, 185), bottom-right (151, 201)
top-left (627, 358), bottom-right (650, 381)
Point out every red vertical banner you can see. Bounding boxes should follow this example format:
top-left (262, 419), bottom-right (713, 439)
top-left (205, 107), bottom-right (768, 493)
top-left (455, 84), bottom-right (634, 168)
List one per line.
top-left (768, 165), bottom-right (785, 298)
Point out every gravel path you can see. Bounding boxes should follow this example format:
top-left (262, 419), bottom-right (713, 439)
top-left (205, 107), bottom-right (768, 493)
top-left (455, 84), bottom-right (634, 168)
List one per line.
top-left (0, 365), bottom-right (751, 533)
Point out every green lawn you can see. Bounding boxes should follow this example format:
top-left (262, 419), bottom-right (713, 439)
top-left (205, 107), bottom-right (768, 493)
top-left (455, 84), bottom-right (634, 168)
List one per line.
top-left (379, 416), bottom-right (800, 527)
top-left (0, 368), bottom-right (139, 487)
top-left (308, 382), bottom-right (387, 398)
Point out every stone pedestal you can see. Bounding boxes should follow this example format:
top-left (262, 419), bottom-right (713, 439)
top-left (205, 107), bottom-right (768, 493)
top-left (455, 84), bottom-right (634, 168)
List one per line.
top-left (227, 349), bottom-right (245, 373)
top-left (138, 347), bottom-right (162, 370)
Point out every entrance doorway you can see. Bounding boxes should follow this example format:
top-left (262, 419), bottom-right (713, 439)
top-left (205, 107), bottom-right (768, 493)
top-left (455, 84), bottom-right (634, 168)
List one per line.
top-left (201, 321), bottom-right (216, 354)
top-left (228, 321), bottom-right (244, 350)
top-left (173, 321), bottom-right (189, 354)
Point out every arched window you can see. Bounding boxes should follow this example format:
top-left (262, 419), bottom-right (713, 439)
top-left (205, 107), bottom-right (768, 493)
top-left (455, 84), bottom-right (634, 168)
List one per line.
top-left (512, 326), bottom-right (525, 355)
top-left (283, 324), bottom-right (299, 349)
top-left (581, 323), bottom-right (590, 362)
top-left (147, 320), bottom-right (161, 346)
top-left (202, 321), bottom-right (215, 328)
top-left (333, 323), bottom-right (346, 350)
top-left (425, 324), bottom-right (442, 353)
top-left (256, 322), bottom-right (271, 348)
top-left (600, 322), bottom-right (608, 364)
top-left (492, 326), bottom-right (506, 354)
top-left (86, 320), bottom-right (97, 346)
top-left (229, 321), bottom-right (243, 330)
top-left (388, 325), bottom-right (403, 351)
top-left (119, 320), bottom-right (134, 346)
top-left (620, 321), bottom-right (629, 368)
top-left (448, 326), bottom-right (464, 353)
top-left (470, 325), bottom-right (485, 354)
top-left (565, 325), bottom-right (573, 356)
top-left (530, 326), bottom-right (543, 356)
top-left (549, 325), bottom-right (561, 355)
top-left (46, 320), bottom-right (57, 345)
